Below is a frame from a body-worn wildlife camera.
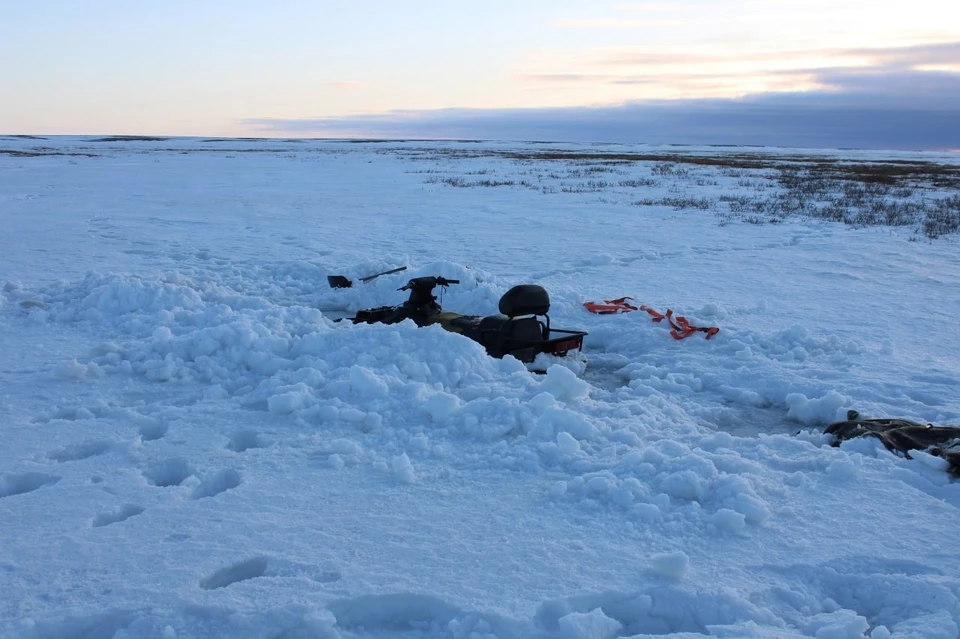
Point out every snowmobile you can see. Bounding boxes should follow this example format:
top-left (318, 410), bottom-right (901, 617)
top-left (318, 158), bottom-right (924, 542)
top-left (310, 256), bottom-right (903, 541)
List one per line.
top-left (344, 276), bottom-right (587, 364)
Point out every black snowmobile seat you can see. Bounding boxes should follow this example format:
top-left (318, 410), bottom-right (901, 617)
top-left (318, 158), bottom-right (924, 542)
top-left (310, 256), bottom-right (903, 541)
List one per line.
top-left (472, 314), bottom-right (511, 350)
top-left (433, 313), bottom-right (508, 349)
top-left (499, 316), bottom-right (546, 362)
top-left (447, 314), bottom-right (508, 348)
top-left (499, 285), bottom-right (550, 317)
top-left (448, 312), bottom-right (546, 362)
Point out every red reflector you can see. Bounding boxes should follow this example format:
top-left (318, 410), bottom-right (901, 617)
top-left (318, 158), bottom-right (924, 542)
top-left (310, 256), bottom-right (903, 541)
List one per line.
top-left (551, 338), bottom-right (582, 354)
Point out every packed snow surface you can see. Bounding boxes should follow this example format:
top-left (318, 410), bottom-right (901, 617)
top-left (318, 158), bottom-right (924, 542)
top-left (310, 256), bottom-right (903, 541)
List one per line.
top-left (1, 137), bottom-right (959, 638)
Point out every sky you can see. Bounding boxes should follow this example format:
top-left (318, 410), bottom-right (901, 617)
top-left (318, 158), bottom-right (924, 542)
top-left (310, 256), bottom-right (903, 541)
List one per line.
top-left (3, 0), bottom-right (960, 149)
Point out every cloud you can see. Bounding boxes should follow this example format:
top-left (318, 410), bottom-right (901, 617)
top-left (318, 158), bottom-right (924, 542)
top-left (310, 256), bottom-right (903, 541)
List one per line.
top-left (848, 41), bottom-right (960, 67)
top-left (548, 18), bottom-right (680, 29)
top-left (243, 46), bottom-right (960, 151)
top-left (583, 43), bottom-right (957, 70)
top-left (324, 80), bottom-right (367, 90)
top-left (520, 41), bottom-right (960, 96)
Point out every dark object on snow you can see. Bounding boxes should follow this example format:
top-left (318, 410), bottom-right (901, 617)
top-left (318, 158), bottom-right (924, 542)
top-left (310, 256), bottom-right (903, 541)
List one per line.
top-left (345, 276), bottom-right (587, 364)
top-left (825, 410), bottom-right (960, 476)
top-left (328, 266), bottom-right (408, 288)
top-left (327, 275), bottom-right (353, 288)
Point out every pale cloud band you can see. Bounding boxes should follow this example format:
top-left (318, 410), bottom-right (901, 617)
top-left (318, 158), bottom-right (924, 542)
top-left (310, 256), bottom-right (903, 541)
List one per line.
top-left (324, 81), bottom-right (367, 90)
top-left (516, 41), bottom-right (960, 101)
top-left (244, 48), bottom-right (960, 150)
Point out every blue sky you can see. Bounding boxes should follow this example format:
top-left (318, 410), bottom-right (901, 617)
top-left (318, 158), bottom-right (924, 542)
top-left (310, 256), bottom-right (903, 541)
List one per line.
top-left (3, 0), bottom-right (959, 149)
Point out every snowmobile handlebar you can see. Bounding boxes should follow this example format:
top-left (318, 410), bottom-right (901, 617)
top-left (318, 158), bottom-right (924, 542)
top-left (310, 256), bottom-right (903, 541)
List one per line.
top-left (398, 276), bottom-right (459, 291)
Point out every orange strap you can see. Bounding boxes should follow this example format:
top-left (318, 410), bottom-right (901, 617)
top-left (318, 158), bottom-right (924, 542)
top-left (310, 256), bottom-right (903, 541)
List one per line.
top-left (663, 308), bottom-right (720, 340)
top-left (639, 304), bottom-right (666, 322)
top-left (583, 296), bottom-right (639, 315)
top-left (587, 300), bottom-right (719, 340)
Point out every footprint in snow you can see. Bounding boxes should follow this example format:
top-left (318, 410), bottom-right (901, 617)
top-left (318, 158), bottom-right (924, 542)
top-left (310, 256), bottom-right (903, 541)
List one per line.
top-left (328, 593), bottom-right (462, 632)
top-left (92, 504), bottom-right (146, 527)
top-left (191, 469), bottom-right (241, 499)
top-left (226, 429), bottom-right (266, 452)
top-left (138, 421), bottom-right (168, 442)
top-left (315, 569), bottom-right (342, 584)
top-left (199, 557), bottom-right (268, 590)
top-left (47, 440), bottom-right (111, 463)
top-left (0, 472), bottom-right (61, 498)
top-left (142, 458), bottom-right (195, 487)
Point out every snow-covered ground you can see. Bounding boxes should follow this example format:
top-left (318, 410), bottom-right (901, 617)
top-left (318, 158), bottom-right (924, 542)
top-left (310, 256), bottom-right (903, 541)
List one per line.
top-left (1, 136), bottom-right (959, 639)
